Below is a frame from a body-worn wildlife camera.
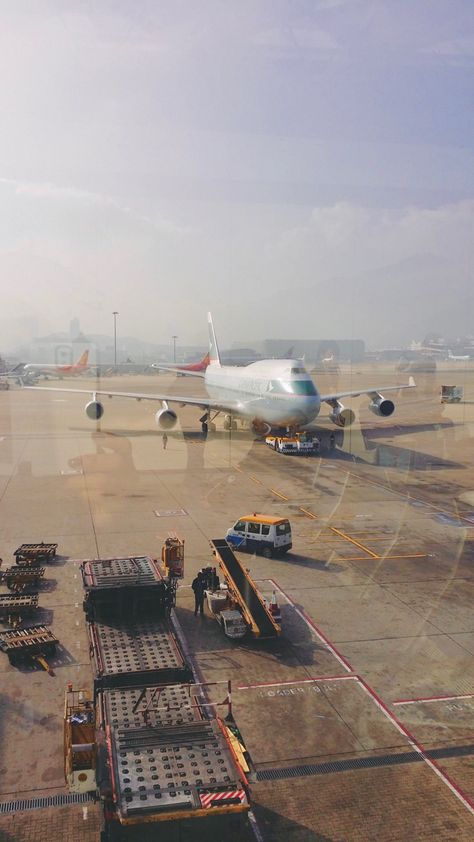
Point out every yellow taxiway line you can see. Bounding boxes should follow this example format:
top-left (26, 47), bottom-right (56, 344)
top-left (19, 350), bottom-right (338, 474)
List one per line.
top-left (330, 526), bottom-right (380, 558)
top-left (299, 507), bottom-right (318, 519)
top-left (269, 488), bottom-right (289, 501)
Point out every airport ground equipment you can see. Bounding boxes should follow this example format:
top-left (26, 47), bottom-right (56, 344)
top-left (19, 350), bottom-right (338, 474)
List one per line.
top-left (14, 542), bottom-right (58, 567)
top-left (0, 623), bottom-right (57, 674)
top-left (88, 616), bottom-right (192, 693)
top-left (161, 535), bottom-right (184, 579)
top-left (205, 590), bottom-right (247, 639)
top-left (226, 514), bottom-right (292, 557)
top-left (81, 556), bottom-right (171, 621)
top-left (0, 563), bottom-right (45, 593)
top-left (64, 685), bottom-right (96, 793)
top-left (0, 593), bottom-right (39, 626)
top-left (96, 681), bottom-right (250, 837)
top-left (210, 539), bottom-right (281, 639)
top-left (441, 385), bottom-right (464, 403)
top-left (265, 432), bottom-right (319, 454)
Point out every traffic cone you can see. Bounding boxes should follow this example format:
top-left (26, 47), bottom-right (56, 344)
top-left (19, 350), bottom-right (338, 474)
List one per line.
top-left (269, 590), bottom-right (281, 623)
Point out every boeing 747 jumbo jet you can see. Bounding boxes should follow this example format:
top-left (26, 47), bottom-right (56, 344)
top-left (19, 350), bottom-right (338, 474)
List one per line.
top-left (26, 316), bottom-right (414, 435)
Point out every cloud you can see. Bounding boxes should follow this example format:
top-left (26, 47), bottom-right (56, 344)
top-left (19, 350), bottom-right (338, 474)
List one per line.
top-left (0, 177), bottom-right (185, 237)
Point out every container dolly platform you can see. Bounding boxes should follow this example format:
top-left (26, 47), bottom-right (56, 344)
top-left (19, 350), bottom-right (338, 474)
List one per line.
top-left (14, 542), bottom-right (58, 567)
top-left (0, 623), bottom-right (58, 674)
top-left (0, 562), bottom-right (45, 593)
top-left (0, 593), bottom-right (39, 627)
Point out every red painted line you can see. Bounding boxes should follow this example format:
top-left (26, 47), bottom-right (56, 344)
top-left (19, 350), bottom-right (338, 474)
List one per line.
top-left (393, 692), bottom-right (474, 706)
top-left (357, 676), bottom-right (474, 816)
top-left (237, 675), bottom-right (357, 690)
top-left (268, 578), bottom-right (354, 673)
top-left (260, 577), bottom-right (474, 816)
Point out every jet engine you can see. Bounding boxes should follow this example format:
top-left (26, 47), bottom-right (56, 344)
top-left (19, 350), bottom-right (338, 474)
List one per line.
top-left (85, 399), bottom-right (104, 420)
top-left (369, 396), bottom-right (395, 417)
top-left (329, 402), bottom-right (355, 428)
top-left (251, 419), bottom-right (272, 437)
top-left (155, 408), bottom-right (178, 429)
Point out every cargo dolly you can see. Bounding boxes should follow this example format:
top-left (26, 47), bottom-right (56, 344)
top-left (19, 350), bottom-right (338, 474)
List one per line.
top-left (0, 562), bottom-right (45, 593)
top-left (0, 593), bottom-right (39, 626)
top-left (81, 556), bottom-right (172, 621)
top-left (88, 616), bottom-right (193, 693)
top-left (14, 542), bottom-right (57, 567)
top-left (211, 538), bottom-right (281, 639)
top-left (96, 681), bottom-right (250, 836)
top-left (0, 623), bottom-right (58, 674)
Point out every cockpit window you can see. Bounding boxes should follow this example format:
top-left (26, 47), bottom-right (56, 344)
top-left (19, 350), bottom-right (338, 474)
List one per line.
top-left (271, 379), bottom-right (317, 396)
top-left (291, 367), bottom-right (306, 374)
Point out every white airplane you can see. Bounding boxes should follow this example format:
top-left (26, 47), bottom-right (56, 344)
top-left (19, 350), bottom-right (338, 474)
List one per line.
top-left (447, 350), bottom-right (470, 362)
top-left (21, 350), bottom-right (90, 382)
top-left (25, 315), bottom-right (415, 435)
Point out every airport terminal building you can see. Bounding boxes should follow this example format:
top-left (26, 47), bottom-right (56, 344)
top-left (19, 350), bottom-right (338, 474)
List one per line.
top-left (255, 338), bottom-right (366, 363)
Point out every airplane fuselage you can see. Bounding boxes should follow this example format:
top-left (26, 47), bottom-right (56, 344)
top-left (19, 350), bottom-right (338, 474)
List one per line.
top-left (204, 360), bottom-right (321, 427)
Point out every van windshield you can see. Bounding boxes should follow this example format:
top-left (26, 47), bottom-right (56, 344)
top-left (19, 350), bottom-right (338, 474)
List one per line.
top-left (276, 522), bottom-right (291, 535)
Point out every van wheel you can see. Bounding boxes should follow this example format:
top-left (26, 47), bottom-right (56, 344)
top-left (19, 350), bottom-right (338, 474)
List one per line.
top-left (262, 546), bottom-right (273, 559)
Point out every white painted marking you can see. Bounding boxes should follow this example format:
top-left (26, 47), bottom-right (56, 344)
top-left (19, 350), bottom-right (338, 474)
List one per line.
top-left (82, 805), bottom-right (88, 820)
top-left (356, 679), bottom-right (474, 816)
top-left (248, 809), bottom-right (265, 842)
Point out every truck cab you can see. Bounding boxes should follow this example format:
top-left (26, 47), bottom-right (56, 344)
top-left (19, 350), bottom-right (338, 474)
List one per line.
top-left (226, 515), bottom-right (292, 558)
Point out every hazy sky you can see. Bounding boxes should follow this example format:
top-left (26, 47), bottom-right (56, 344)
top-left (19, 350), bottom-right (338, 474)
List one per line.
top-left (0, 1), bottom-right (473, 350)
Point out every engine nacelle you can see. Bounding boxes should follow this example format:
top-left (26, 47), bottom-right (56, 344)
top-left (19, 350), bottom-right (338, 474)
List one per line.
top-left (85, 400), bottom-right (104, 420)
top-left (252, 420), bottom-right (272, 437)
top-left (155, 408), bottom-right (178, 430)
top-left (329, 403), bottom-right (355, 428)
top-left (369, 396), bottom-right (395, 417)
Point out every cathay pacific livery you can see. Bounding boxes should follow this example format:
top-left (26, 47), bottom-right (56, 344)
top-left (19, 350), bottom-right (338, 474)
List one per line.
top-left (26, 314), bottom-right (414, 435)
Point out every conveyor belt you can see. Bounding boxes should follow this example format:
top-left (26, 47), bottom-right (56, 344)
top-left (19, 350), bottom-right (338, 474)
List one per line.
top-left (211, 539), bottom-right (279, 638)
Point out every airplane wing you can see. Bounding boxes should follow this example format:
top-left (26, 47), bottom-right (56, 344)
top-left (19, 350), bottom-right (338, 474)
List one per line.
top-left (24, 385), bottom-right (243, 413)
top-left (319, 377), bottom-right (416, 403)
top-left (151, 366), bottom-right (206, 378)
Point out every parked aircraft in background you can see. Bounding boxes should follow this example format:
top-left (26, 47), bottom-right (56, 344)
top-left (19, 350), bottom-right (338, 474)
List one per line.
top-left (447, 350), bottom-right (470, 362)
top-left (21, 350), bottom-right (90, 382)
top-left (152, 352), bottom-right (210, 375)
top-left (26, 316), bottom-right (415, 435)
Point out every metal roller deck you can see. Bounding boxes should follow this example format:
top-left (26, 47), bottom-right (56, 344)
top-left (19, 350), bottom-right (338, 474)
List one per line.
top-left (211, 538), bottom-right (280, 638)
top-left (81, 556), bottom-right (170, 620)
top-left (88, 616), bottom-right (193, 692)
top-left (98, 683), bottom-right (249, 825)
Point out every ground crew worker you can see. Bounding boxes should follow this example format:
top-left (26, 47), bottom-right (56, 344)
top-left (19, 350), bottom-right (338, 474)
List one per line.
top-left (192, 572), bottom-right (206, 616)
top-left (162, 433), bottom-right (168, 449)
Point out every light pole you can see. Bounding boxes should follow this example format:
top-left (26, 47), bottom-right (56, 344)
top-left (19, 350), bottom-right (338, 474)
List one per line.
top-left (113, 311), bottom-right (119, 369)
top-left (172, 335), bottom-right (178, 363)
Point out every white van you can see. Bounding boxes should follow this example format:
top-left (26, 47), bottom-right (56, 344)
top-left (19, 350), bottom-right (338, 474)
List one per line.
top-left (226, 515), bottom-right (292, 558)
